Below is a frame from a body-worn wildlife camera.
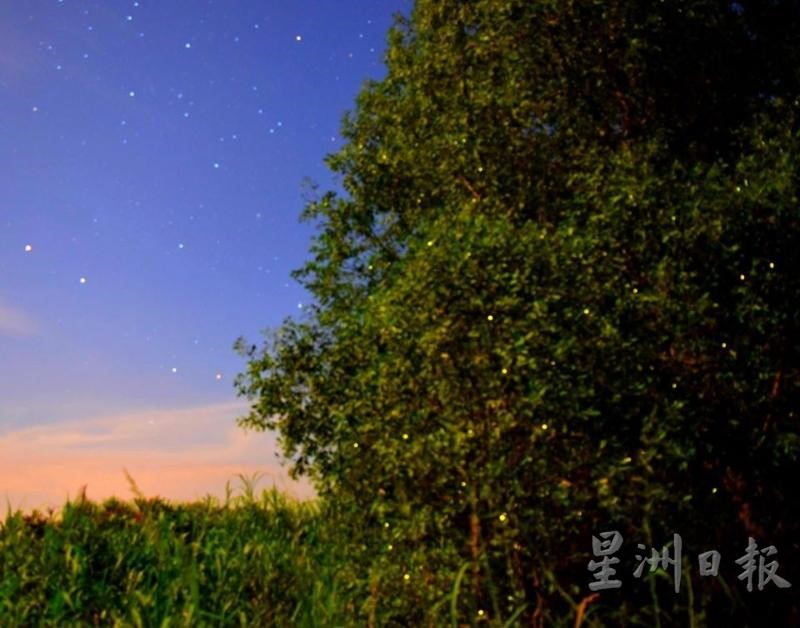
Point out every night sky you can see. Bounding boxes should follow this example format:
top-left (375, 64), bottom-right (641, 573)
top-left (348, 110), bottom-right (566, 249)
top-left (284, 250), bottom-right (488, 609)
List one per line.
top-left (0, 0), bottom-right (408, 513)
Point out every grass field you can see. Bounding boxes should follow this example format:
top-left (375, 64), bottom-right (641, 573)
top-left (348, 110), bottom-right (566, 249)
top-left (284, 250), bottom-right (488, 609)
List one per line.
top-left (0, 473), bottom-right (350, 627)
top-left (3, 473), bottom-right (768, 626)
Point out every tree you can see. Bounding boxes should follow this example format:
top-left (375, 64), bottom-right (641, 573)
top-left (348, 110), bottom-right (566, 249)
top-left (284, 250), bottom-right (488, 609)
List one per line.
top-left (234, 1), bottom-right (800, 624)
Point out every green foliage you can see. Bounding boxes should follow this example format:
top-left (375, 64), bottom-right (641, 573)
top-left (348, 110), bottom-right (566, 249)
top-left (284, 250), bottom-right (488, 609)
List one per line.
top-left (234, 0), bottom-right (800, 624)
top-left (0, 485), bottom-right (349, 627)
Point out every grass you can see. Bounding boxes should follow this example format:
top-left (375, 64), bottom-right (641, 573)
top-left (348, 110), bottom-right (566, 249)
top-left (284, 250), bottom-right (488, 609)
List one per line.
top-left (0, 473), bottom-right (348, 627)
top-left (3, 472), bottom-right (755, 626)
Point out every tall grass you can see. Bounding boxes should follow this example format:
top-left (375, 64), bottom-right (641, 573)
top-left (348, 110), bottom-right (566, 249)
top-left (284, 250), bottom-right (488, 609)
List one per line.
top-left (2, 474), bottom-right (735, 625)
top-left (0, 474), bottom-right (346, 627)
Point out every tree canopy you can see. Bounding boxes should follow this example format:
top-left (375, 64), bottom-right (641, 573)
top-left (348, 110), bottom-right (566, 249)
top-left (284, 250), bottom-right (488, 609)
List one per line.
top-left (234, 1), bottom-right (800, 624)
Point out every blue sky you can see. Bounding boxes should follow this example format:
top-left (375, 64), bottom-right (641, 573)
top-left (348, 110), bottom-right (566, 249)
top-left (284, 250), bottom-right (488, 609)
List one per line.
top-left (0, 0), bottom-right (408, 511)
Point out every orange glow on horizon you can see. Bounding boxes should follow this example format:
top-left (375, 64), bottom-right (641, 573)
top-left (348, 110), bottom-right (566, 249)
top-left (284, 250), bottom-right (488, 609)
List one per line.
top-left (0, 401), bottom-right (314, 520)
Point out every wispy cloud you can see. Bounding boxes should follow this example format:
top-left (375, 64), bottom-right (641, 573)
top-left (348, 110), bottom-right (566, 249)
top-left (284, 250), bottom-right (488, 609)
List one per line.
top-left (1, 401), bottom-right (314, 517)
top-left (0, 301), bottom-right (39, 337)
